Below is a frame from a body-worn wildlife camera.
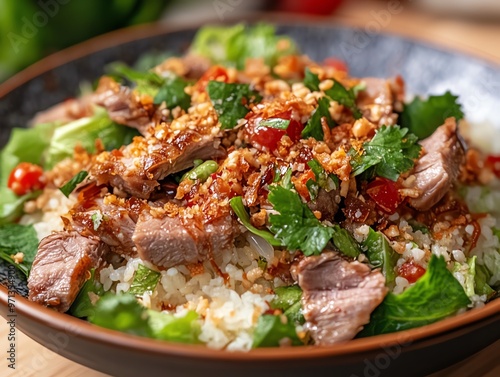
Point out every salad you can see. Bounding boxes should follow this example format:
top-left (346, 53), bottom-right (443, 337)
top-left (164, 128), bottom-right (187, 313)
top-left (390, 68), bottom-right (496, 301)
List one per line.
top-left (0, 24), bottom-right (499, 350)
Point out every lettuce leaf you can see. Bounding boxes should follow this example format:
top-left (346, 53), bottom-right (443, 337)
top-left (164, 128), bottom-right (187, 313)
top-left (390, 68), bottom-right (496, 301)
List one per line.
top-left (252, 314), bottom-right (302, 348)
top-left (147, 310), bottom-right (201, 344)
top-left (358, 255), bottom-right (470, 337)
top-left (191, 23), bottom-right (297, 69)
top-left (362, 228), bottom-right (399, 286)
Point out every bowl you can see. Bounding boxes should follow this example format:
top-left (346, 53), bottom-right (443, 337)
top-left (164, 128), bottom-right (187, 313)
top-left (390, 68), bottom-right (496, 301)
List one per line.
top-left (1, 17), bottom-right (499, 377)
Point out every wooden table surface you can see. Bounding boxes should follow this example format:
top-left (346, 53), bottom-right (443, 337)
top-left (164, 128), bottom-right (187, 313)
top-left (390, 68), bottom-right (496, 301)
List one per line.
top-left (1, 1), bottom-right (499, 376)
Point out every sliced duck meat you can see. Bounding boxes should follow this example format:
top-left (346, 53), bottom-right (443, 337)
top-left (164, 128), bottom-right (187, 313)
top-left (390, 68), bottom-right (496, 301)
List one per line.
top-left (90, 131), bottom-right (225, 199)
top-left (409, 118), bottom-right (466, 211)
top-left (64, 194), bottom-right (146, 257)
top-left (132, 211), bottom-right (236, 269)
top-left (297, 251), bottom-right (387, 345)
top-left (307, 187), bottom-right (341, 221)
top-left (28, 232), bottom-right (107, 313)
top-left (93, 77), bottom-right (155, 136)
top-left (357, 78), bottom-right (396, 125)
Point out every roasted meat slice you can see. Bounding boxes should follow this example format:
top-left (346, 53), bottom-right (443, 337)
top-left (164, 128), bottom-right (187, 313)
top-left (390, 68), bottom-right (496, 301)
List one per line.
top-left (90, 131), bottom-right (225, 199)
top-left (93, 77), bottom-right (155, 136)
top-left (297, 252), bottom-right (387, 345)
top-left (409, 118), bottom-right (466, 211)
top-left (28, 232), bottom-right (107, 313)
top-left (132, 212), bottom-right (235, 269)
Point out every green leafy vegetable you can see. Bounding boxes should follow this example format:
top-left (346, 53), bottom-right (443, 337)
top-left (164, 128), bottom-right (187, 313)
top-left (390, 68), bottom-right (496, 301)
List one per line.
top-left (307, 160), bottom-right (338, 192)
top-left (331, 225), bottom-right (361, 258)
top-left (258, 118), bottom-right (290, 130)
top-left (69, 269), bottom-right (104, 318)
top-left (268, 185), bottom-right (334, 256)
top-left (301, 97), bottom-right (333, 141)
top-left (147, 310), bottom-right (201, 344)
top-left (128, 264), bottom-right (161, 296)
top-left (107, 62), bottom-right (164, 97)
top-left (400, 91), bottom-right (464, 140)
top-left (0, 224), bottom-right (39, 277)
top-left (90, 293), bottom-right (201, 343)
top-left (191, 23), bottom-right (297, 69)
top-left (303, 67), bottom-right (320, 92)
top-left (45, 111), bottom-right (140, 169)
top-left (280, 168), bottom-right (293, 190)
top-left (349, 125), bottom-right (421, 181)
top-left (408, 219), bottom-right (430, 235)
top-left (252, 314), bottom-right (302, 348)
top-left (326, 79), bottom-right (362, 119)
top-left (153, 75), bottom-right (191, 111)
top-left (59, 170), bottom-right (88, 198)
top-left (181, 160), bottom-right (219, 183)
top-left (0, 190), bottom-right (40, 226)
top-left (207, 81), bottom-right (262, 129)
top-left (90, 293), bottom-right (152, 337)
top-left (452, 257), bottom-right (476, 298)
top-left (229, 196), bottom-right (281, 247)
top-left (358, 255), bottom-right (470, 337)
top-left (270, 286), bottom-right (304, 325)
top-left (474, 263), bottom-right (496, 299)
top-left (362, 228), bottom-right (399, 286)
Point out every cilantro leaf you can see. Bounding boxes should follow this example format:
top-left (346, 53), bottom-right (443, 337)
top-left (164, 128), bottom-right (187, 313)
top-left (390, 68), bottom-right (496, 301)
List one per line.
top-left (128, 264), bottom-right (161, 296)
top-left (331, 225), bottom-right (361, 258)
top-left (400, 91), bottom-right (464, 140)
top-left (153, 75), bottom-right (191, 111)
top-left (349, 125), bottom-right (421, 181)
top-left (107, 62), bottom-right (164, 97)
top-left (59, 170), bottom-right (88, 198)
top-left (207, 81), bottom-right (262, 129)
top-left (0, 223), bottom-right (39, 277)
top-left (230, 196), bottom-right (281, 247)
top-left (268, 185), bottom-right (334, 256)
top-left (303, 67), bottom-right (320, 92)
top-left (325, 79), bottom-right (362, 119)
top-left (358, 255), bottom-right (470, 337)
top-left (147, 310), bottom-right (201, 344)
top-left (252, 314), bottom-right (302, 348)
top-left (301, 97), bottom-right (333, 141)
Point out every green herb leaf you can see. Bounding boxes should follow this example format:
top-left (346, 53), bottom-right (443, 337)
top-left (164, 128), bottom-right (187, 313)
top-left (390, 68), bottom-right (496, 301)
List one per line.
top-left (349, 125), bottom-right (421, 181)
top-left (474, 263), bottom-right (496, 299)
top-left (46, 110), bottom-right (140, 169)
top-left (280, 168), bottom-right (293, 190)
top-left (325, 79), bottom-right (362, 119)
top-left (207, 81), bottom-right (262, 129)
top-left (358, 255), bottom-right (470, 337)
top-left (128, 264), bottom-right (161, 296)
top-left (69, 269), bottom-right (104, 318)
top-left (252, 314), bottom-right (302, 348)
top-left (400, 91), bottom-right (464, 140)
top-left (59, 170), bottom-right (88, 198)
top-left (153, 75), bottom-right (191, 111)
top-left (307, 159), bottom-right (338, 192)
top-left (270, 286), bottom-right (305, 325)
top-left (0, 224), bottom-right (39, 277)
top-left (303, 67), bottom-right (320, 92)
top-left (147, 310), bottom-right (201, 344)
top-left (90, 293), bottom-right (152, 337)
top-left (108, 62), bottom-right (164, 97)
top-left (268, 185), bottom-right (334, 256)
top-left (191, 23), bottom-right (297, 69)
top-left (331, 225), bottom-right (361, 258)
top-left (301, 97), bottom-right (333, 141)
top-left (258, 118), bottom-right (290, 130)
top-left (362, 228), bottom-right (399, 286)
top-left (229, 196), bottom-right (281, 247)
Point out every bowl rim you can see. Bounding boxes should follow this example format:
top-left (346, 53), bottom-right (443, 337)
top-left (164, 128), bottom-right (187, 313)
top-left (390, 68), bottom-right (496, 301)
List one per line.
top-left (0, 14), bottom-right (499, 361)
top-left (1, 284), bottom-right (499, 360)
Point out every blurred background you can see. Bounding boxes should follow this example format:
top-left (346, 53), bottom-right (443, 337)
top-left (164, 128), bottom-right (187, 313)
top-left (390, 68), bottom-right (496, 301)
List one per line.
top-left (0, 0), bottom-right (499, 83)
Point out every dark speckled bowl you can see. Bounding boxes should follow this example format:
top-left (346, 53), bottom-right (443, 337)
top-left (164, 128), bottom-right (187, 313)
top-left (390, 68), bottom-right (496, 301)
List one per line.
top-left (1, 17), bottom-right (499, 377)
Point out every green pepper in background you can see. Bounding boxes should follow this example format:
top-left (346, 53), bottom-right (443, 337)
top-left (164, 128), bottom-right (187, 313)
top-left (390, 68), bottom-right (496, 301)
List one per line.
top-left (0, 0), bottom-right (173, 82)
